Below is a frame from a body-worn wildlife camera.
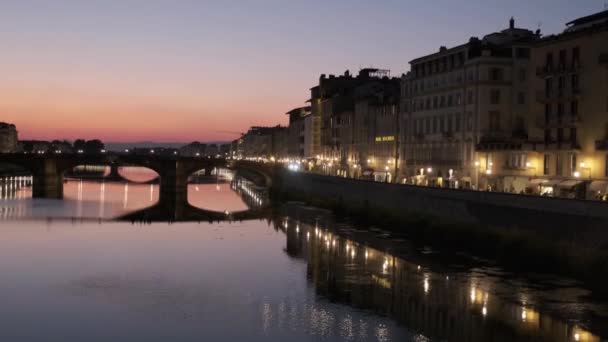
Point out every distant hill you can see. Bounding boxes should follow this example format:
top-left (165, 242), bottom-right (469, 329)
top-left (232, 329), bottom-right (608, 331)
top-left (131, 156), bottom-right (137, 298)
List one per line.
top-left (105, 141), bottom-right (229, 152)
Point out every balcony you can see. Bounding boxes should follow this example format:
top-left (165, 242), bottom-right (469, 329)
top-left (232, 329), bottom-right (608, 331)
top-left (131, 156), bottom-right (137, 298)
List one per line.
top-left (536, 62), bottom-right (582, 77)
top-left (532, 140), bottom-right (581, 152)
top-left (405, 159), bottom-right (463, 167)
top-left (596, 139), bottom-right (608, 150)
top-left (536, 88), bottom-right (581, 103)
top-left (535, 114), bottom-right (582, 128)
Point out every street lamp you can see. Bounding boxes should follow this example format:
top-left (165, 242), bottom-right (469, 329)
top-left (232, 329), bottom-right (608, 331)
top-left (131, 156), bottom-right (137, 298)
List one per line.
top-left (526, 161), bottom-right (537, 176)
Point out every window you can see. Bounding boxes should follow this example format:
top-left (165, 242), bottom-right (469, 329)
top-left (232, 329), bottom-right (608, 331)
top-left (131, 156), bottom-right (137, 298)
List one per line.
top-left (456, 93), bottom-right (462, 105)
top-left (456, 113), bottom-right (461, 132)
top-left (545, 104), bottom-right (552, 122)
top-left (468, 70), bottom-right (474, 81)
top-left (556, 154), bottom-right (563, 176)
top-left (440, 116), bottom-right (445, 132)
top-left (447, 95), bottom-right (453, 107)
top-left (432, 117), bottom-right (438, 133)
top-left (489, 111), bottom-right (500, 131)
top-left (559, 49), bottom-right (566, 67)
top-left (519, 68), bottom-right (527, 82)
top-left (557, 103), bottom-right (564, 118)
top-left (448, 115), bottom-right (453, 132)
top-left (425, 118), bottom-right (431, 134)
top-left (544, 129), bottom-right (552, 143)
top-left (467, 91), bottom-right (474, 104)
top-left (557, 128), bottom-right (564, 142)
top-left (517, 92), bottom-right (526, 105)
top-left (516, 48), bottom-right (530, 59)
top-left (440, 96), bottom-right (446, 108)
top-left (570, 128), bottom-right (577, 143)
top-left (573, 47), bottom-right (580, 66)
top-left (490, 67), bottom-right (504, 81)
top-left (543, 154), bottom-right (550, 175)
top-left (546, 52), bottom-right (554, 68)
top-left (570, 153), bottom-right (577, 174)
top-left (433, 97), bottom-right (438, 109)
top-left (571, 100), bottom-right (578, 116)
top-left (571, 74), bottom-right (579, 92)
top-left (490, 89), bottom-right (501, 104)
top-left (545, 77), bottom-right (553, 96)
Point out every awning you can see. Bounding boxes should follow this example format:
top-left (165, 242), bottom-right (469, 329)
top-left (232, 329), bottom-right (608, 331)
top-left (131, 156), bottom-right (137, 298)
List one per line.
top-left (589, 181), bottom-right (608, 192)
top-left (541, 180), bottom-right (562, 187)
top-left (558, 180), bottom-right (584, 188)
top-left (528, 178), bottom-right (549, 184)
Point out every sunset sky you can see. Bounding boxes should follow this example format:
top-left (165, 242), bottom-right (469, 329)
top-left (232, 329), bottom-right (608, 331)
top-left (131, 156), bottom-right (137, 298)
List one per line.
top-left (0, 0), bottom-right (602, 142)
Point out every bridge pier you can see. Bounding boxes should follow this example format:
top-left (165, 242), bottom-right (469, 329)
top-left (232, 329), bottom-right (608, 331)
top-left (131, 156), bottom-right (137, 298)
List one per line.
top-left (157, 161), bottom-right (189, 220)
top-left (31, 158), bottom-right (64, 199)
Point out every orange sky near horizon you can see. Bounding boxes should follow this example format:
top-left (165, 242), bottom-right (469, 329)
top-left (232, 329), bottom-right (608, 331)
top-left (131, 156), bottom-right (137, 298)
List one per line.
top-left (0, 65), bottom-right (295, 142)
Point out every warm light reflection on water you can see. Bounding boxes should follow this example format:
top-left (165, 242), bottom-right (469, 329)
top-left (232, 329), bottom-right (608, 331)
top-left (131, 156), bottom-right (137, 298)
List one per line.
top-left (1, 174), bottom-right (607, 341)
top-left (279, 215), bottom-right (605, 342)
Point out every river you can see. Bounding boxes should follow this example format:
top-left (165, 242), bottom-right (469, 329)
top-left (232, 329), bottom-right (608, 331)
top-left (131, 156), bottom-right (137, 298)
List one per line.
top-left (0, 169), bottom-right (606, 341)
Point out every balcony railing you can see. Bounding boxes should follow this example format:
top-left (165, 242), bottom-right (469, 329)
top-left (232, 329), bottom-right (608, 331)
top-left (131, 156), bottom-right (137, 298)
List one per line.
top-left (536, 61), bottom-right (582, 77)
top-left (535, 114), bottom-right (582, 128)
top-left (532, 140), bottom-right (581, 151)
top-left (536, 88), bottom-right (581, 102)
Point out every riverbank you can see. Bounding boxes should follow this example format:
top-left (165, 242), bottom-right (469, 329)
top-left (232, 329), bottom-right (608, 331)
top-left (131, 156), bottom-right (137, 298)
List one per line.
top-left (273, 171), bottom-right (608, 295)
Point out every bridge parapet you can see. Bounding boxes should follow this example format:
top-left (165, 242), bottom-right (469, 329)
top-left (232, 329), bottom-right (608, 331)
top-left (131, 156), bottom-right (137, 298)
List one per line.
top-left (229, 160), bottom-right (278, 188)
top-left (0, 153), bottom-right (227, 201)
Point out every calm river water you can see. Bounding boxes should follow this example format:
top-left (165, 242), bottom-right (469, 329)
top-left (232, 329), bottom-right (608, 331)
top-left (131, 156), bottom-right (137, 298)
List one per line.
top-left (0, 169), bottom-right (607, 341)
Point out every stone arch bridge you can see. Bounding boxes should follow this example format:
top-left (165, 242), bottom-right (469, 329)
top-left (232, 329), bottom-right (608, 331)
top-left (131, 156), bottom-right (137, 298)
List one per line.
top-left (0, 154), bottom-right (278, 221)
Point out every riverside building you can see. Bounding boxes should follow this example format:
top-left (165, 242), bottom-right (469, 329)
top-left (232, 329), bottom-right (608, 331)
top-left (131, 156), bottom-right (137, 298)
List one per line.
top-left (512, 10), bottom-right (608, 199)
top-left (400, 18), bottom-right (540, 188)
top-left (0, 122), bottom-right (18, 153)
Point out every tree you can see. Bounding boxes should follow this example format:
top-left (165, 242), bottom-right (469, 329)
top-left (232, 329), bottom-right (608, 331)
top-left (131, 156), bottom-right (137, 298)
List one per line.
top-left (73, 139), bottom-right (86, 152)
top-left (84, 139), bottom-right (104, 154)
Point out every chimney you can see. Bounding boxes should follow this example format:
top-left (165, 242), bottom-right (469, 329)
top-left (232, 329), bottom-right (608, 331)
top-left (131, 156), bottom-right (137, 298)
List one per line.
top-left (510, 17), bottom-right (515, 29)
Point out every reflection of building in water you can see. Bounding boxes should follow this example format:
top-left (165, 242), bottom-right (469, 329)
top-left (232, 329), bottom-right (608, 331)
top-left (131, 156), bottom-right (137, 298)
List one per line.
top-left (0, 176), bottom-right (32, 219)
top-left (0, 176), bottom-right (32, 200)
top-left (231, 177), bottom-right (267, 209)
top-left (277, 218), bottom-right (601, 342)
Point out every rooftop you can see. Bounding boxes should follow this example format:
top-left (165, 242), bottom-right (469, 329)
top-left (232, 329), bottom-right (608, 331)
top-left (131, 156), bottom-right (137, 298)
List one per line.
top-left (566, 9), bottom-right (608, 28)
